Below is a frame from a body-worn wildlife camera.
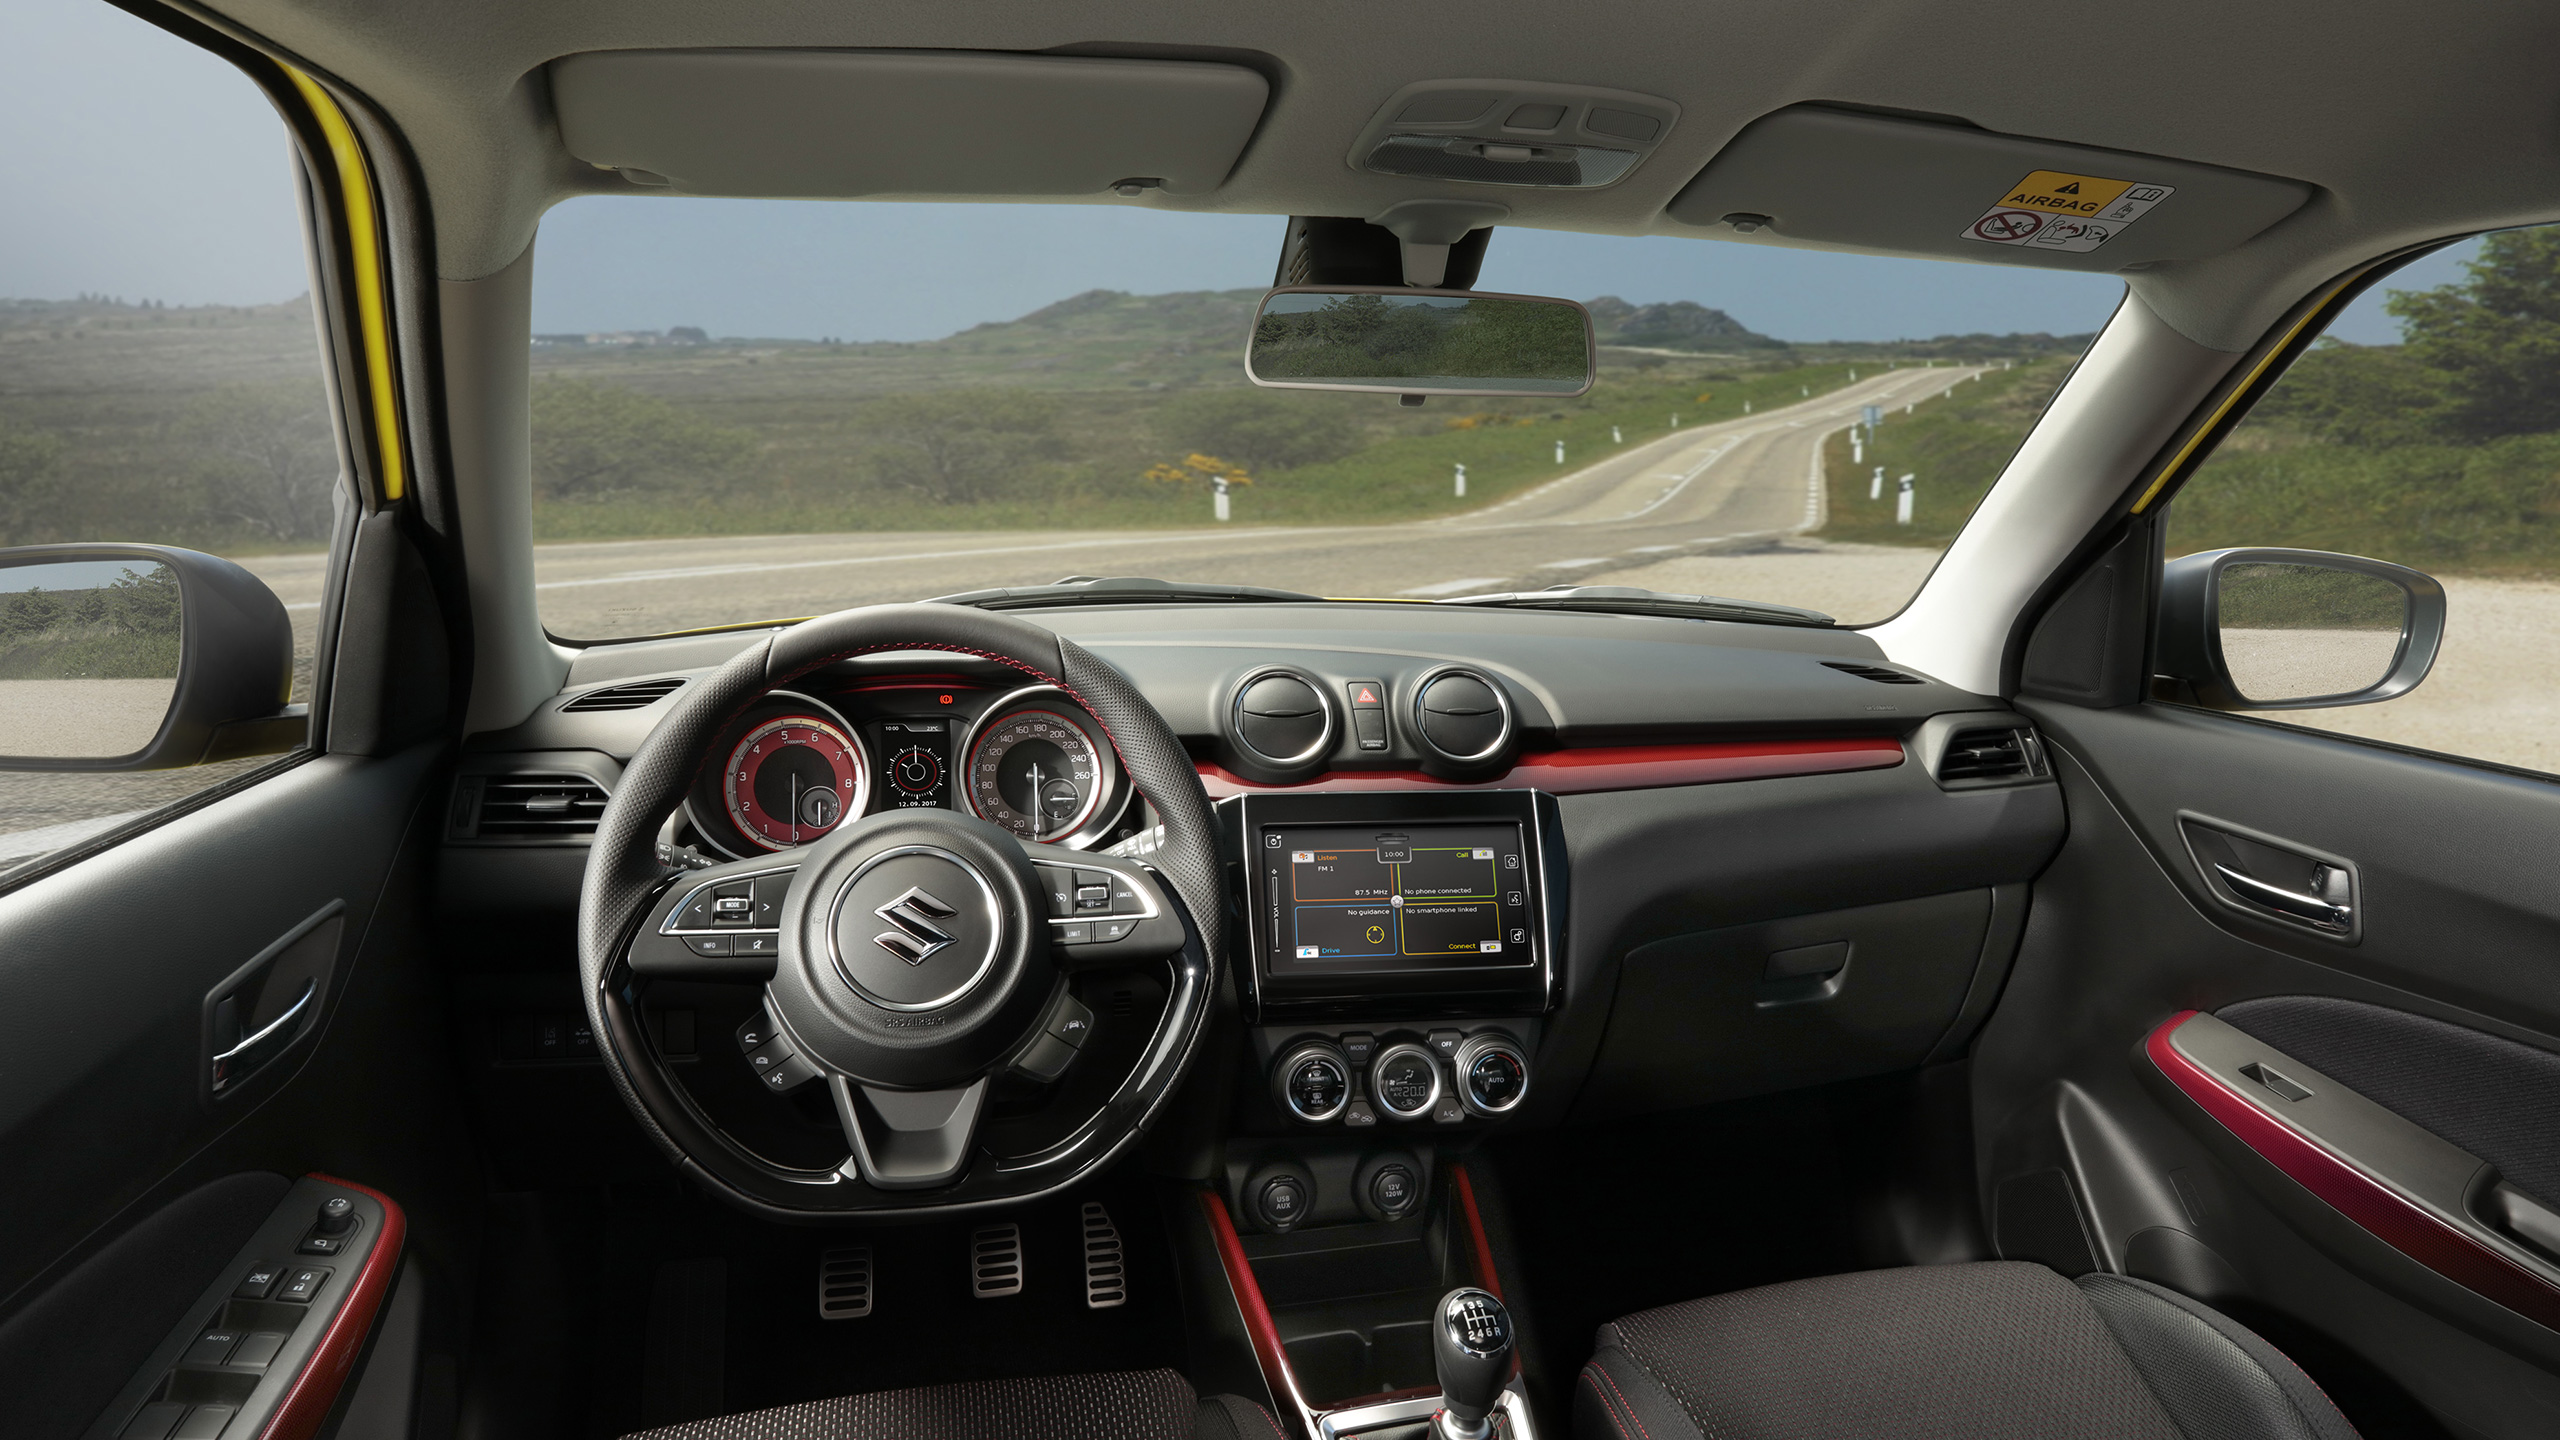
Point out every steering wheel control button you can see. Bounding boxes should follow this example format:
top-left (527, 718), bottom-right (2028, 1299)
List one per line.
top-left (1371, 1043), bottom-right (1443, 1121)
top-left (1092, 918), bottom-right (1136, 943)
top-left (278, 1267), bottom-right (332, 1303)
top-left (1054, 921), bottom-right (1092, 945)
top-left (735, 932), bottom-right (781, 959)
top-left (1455, 1034), bottom-right (1532, 1117)
top-left (759, 1053), bottom-right (819, 1091)
top-left (1273, 1042), bottom-right (1352, 1124)
top-left (825, 846), bottom-right (1005, 1012)
top-left (737, 1012), bottom-right (777, 1052)
top-left (234, 1262), bottom-right (285, 1301)
top-left (1038, 867), bottom-right (1077, 916)
top-left (1106, 873), bottom-right (1146, 913)
top-left (685, 933), bottom-right (734, 957)
top-left (1044, 993), bottom-right (1097, 1049)
top-left (745, 1036), bottom-right (798, 1075)
top-left (1013, 1032), bottom-right (1078, 1083)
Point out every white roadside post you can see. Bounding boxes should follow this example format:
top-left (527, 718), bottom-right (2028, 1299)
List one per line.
top-left (1851, 432), bottom-right (1864, 464)
top-left (1454, 463), bottom-right (1467, 497)
top-left (1554, 440), bottom-right (1565, 464)
top-left (1870, 466), bottom-right (1884, 500)
top-left (1213, 475), bottom-right (1232, 522)
top-left (1612, 425), bottom-right (1622, 444)
top-left (1744, 400), bottom-right (1752, 414)
top-left (1895, 473), bottom-right (1915, 525)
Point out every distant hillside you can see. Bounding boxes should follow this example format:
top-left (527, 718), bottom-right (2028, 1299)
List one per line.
top-left (1585, 296), bottom-right (1785, 352)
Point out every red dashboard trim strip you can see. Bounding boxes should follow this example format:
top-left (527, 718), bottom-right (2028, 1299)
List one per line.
top-left (1201, 1189), bottom-right (1313, 1430)
top-left (1197, 737), bottom-right (1904, 798)
top-left (1448, 1162), bottom-right (1505, 1302)
top-left (2146, 1011), bottom-right (2560, 1332)
top-left (258, 1175), bottom-right (408, 1440)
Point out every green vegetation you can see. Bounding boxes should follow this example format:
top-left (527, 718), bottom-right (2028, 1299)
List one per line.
top-left (1816, 360), bottom-right (2074, 545)
top-left (0, 565), bottom-right (181, 679)
top-left (2217, 563), bottom-right (2406, 630)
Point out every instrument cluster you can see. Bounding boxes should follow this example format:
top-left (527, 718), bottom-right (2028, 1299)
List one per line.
top-left (679, 679), bottom-right (1132, 860)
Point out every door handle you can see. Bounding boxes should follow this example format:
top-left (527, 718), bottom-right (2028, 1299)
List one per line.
top-left (210, 977), bottom-right (315, 1093)
top-left (2212, 863), bottom-right (2353, 934)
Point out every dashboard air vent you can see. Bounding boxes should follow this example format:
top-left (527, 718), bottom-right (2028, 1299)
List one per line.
top-left (458, 773), bottom-right (613, 839)
top-left (1232, 671), bottom-right (1333, 765)
top-left (1823, 662), bottom-right (1925, 685)
top-left (1936, 726), bottom-right (2045, 785)
top-left (561, 677), bottom-right (688, 712)
top-left (1414, 669), bottom-right (1513, 765)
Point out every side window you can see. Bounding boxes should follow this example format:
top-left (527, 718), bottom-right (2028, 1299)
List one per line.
top-left (2164, 226), bottom-right (2560, 775)
top-left (0, 1), bottom-right (337, 882)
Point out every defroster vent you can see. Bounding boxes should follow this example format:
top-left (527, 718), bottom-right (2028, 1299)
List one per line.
top-left (561, 677), bottom-right (687, 712)
top-left (1822, 662), bottom-right (1925, 685)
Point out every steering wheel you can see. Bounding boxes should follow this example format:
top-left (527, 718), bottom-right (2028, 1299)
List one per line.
top-left (576, 603), bottom-right (1226, 1216)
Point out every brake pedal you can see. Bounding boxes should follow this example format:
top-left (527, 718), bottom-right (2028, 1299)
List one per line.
top-left (818, 1246), bottom-right (872, 1319)
top-left (970, 1224), bottom-right (1023, 1298)
top-left (1081, 1202), bottom-right (1127, 1310)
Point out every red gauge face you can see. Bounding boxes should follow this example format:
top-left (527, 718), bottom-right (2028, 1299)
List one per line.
top-left (723, 717), bottom-right (866, 851)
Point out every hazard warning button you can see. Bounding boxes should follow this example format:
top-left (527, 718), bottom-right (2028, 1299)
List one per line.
top-left (1346, 679), bottom-right (1388, 751)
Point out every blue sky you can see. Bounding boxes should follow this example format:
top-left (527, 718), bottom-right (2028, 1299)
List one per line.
top-left (0, 0), bottom-right (2478, 347)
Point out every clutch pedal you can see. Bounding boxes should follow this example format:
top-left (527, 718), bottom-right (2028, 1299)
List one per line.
top-left (818, 1246), bottom-right (872, 1319)
top-left (1081, 1202), bottom-right (1127, 1309)
top-left (970, 1224), bottom-right (1023, 1298)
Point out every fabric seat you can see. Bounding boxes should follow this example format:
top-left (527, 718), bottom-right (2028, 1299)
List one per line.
top-left (622, 1367), bottom-right (1284, 1440)
top-left (1577, 1261), bottom-right (2357, 1440)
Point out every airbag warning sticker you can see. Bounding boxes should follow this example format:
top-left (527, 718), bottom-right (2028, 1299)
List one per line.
top-left (1962, 170), bottom-right (2173, 253)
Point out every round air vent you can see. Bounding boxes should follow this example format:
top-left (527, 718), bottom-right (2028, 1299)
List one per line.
top-left (1231, 669), bottom-right (1335, 768)
top-left (1413, 668), bottom-right (1513, 766)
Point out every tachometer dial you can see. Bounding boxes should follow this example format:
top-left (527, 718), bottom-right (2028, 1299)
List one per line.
top-left (723, 716), bottom-right (866, 851)
top-left (965, 708), bottom-right (1102, 841)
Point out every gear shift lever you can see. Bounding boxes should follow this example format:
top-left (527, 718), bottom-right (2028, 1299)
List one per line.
top-left (1432, 1286), bottom-right (1513, 1439)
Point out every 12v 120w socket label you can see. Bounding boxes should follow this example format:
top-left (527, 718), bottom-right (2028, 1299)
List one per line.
top-left (1961, 169), bottom-right (2175, 254)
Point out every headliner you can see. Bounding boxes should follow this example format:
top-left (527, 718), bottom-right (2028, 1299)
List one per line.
top-left (196, 0), bottom-right (2560, 349)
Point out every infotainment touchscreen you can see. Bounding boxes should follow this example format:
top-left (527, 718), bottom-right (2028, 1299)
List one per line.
top-left (1259, 822), bottom-right (1535, 974)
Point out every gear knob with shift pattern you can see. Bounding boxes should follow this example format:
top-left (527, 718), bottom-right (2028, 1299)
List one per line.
top-left (1432, 1286), bottom-right (1513, 1439)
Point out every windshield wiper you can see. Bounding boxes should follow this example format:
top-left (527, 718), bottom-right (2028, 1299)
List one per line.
top-left (930, 575), bottom-right (1322, 609)
top-left (1435, 585), bottom-right (1835, 627)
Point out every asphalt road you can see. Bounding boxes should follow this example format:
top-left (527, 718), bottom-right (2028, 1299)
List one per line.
top-left (236, 366), bottom-right (1982, 639)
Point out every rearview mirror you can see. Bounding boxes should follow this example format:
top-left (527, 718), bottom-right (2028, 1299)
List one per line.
top-left (1245, 286), bottom-right (1595, 398)
top-left (0, 544), bottom-right (303, 770)
top-left (2154, 547), bottom-right (2445, 710)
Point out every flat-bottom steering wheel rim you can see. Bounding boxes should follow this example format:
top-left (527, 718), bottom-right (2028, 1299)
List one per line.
top-left (575, 602), bottom-right (1226, 1218)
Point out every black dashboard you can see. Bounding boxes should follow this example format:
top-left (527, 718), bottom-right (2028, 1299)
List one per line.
top-left (439, 600), bottom-right (2065, 1221)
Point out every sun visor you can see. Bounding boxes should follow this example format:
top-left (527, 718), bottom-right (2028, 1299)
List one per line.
top-left (1665, 107), bottom-right (2312, 270)
top-left (550, 50), bottom-right (1270, 199)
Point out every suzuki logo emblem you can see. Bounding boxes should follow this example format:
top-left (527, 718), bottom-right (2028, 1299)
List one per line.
top-left (871, 886), bottom-right (960, 966)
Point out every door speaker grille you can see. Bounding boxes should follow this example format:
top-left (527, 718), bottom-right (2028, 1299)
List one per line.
top-left (970, 1224), bottom-right (1023, 1299)
top-left (817, 1246), bottom-right (872, 1319)
top-left (1081, 1202), bottom-right (1127, 1309)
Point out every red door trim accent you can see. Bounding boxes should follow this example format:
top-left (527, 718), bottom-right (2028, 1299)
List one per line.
top-left (2146, 1011), bottom-right (2560, 1332)
top-left (258, 1175), bottom-right (408, 1440)
top-left (1448, 1162), bottom-right (1504, 1301)
top-left (1198, 737), bottom-right (1903, 798)
top-left (1201, 1189), bottom-right (1312, 1428)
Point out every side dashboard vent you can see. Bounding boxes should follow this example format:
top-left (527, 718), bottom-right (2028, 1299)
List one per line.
top-left (451, 772), bottom-right (612, 841)
top-left (1936, 726), bottom-right (2046, 785)
top-left (1823, 661), bottom-right (1925, 685)
top-left (561, 677), bottom-right (687, 712)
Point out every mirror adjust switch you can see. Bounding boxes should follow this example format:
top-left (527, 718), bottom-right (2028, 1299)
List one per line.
top-left (278, 1267), bottom-right (332, 1303)
top-left (234, 1261), bottom-right (285, 1301)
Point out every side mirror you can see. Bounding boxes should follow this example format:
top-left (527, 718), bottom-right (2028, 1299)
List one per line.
top-left (1245, 286), bottom-right (1595, 398)
top-left (0, 544), bottom-right (303, 771)
top-left (2154, 547), bottom-right (2445, 711)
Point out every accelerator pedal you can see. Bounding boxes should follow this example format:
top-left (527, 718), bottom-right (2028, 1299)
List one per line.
top-left (1081, 1202), bottom-right (1127, 1310)
top-left (818, 1246), bottom-right (873, 1319)
top-left (970, 1224), bottom-right (1024, 1299)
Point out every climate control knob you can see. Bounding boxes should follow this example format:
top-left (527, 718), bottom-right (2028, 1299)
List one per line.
top-left (1369, 1042), bottom-right (1443, 1122)
top-left (1272, 1041), bottom-right (1351, 1124)
top-left (1454, 1033), bottom-right (1530, 1117)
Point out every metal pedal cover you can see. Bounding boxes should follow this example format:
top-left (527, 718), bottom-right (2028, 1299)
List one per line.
top-left (818, 1246), bottom-right (872, 1319)
top-left (1081, 1202), bottom-right (1127, 1309)
top-left (970, 1224), bottom-right (1023, 1299)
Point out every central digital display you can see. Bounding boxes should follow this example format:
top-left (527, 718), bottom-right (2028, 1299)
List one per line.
top-left (1261, 823), bottom-right (1532, 972)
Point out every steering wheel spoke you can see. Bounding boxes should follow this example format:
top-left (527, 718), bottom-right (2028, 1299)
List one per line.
top-left (831, 1075), bottom-right (989, 1190)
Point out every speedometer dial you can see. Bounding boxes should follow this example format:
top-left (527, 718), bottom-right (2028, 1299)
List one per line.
top-left (965, 708), bottom-right (1102, 841)
top-left (724, 716), bottom-right (866, 851)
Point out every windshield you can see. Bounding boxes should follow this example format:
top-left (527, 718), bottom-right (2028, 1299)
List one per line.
top-left (527, 199), bottom-right (2124, 637)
